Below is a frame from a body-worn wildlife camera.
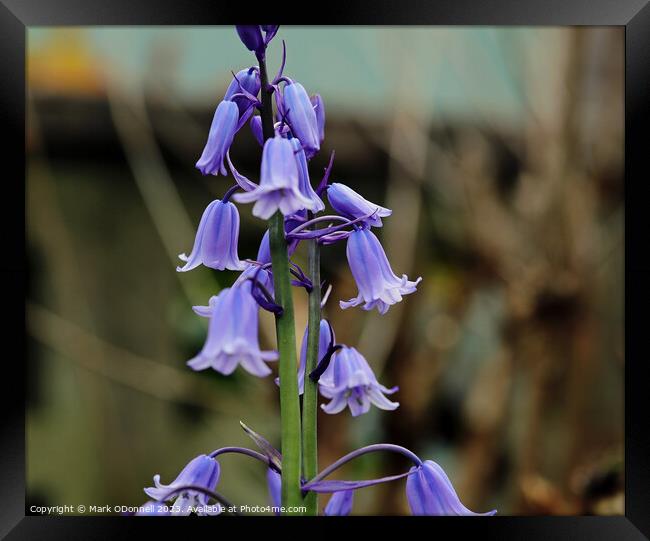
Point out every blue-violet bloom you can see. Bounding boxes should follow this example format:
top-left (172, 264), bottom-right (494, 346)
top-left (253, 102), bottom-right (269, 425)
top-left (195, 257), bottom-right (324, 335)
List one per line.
top-left (319, 346), bottom-right (399, 417)
top-left (327, 183), bottom-right (392, 227)
top-left (196, 100), bottom-right (239, 176)
top-left (224, 68), bottom-right (261, 116)
top-left (250, 115), bottom-right (264, 146)
top-left (324, 490), bottom-right (354, 516)
top-left (341, 228), bottom-right (421, 315)
top-left (233, 135), bottom-right (313, 219)
top-left (284, 82), bottom-right (320, 158)
top-left (187, 283), bottom-right (278, 377)
top-left (235, 25), bottom-right (264, 55)
top-left (144, 455), bottom-right (222, 516)
top-left (406, 460), bottom-right (497, 516)
top-left (278, 318), bottom-right (333, 395)
top-left (177, 199), bottom-right (245, 272)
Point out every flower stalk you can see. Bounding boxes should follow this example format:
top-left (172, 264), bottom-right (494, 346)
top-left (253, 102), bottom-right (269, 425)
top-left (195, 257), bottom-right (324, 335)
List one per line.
top-left (259, 54), bottom-right (303, 514)
top-left (302, 219), bottom-right (321, 515)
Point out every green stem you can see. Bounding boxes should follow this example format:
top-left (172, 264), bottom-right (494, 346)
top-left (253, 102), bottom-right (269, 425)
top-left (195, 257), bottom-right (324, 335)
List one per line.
top-left (302, 229), bottom-right (321, 515)
top-left (258, 53), bottom-right (302, 515)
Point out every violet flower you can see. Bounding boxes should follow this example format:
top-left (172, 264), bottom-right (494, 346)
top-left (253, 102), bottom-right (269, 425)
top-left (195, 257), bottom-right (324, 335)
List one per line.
top-left (250, 115), bottom-right (264, 146)
top-left (233, 135), bottom-right (313, 219)
top-left (196, 100), bottom-right (239, 176)
top-left (290, 137), bottom-right (325, 213)
top-left (327, 183), bottom-right (392, 227)
top-left (284, 82), bottom-right (320, 158)
top-left (188, 283), bottom-right (278, 377)
top-left (177, 199), bottom-right (245, 272)
top-left (224, 67), bottom-right (261, 116)
top-left (340, 228), bottom-right (421, 315)
top-left (319, 346), bottom-right (399, 417)
top-left (406, 460), bottom-right (497, 516)
top-left (144, 454), bottom-right (222, 516)
top-left (235, 25), bottom-right (264, 55)
top-left (323, 490), bottom-right (353, 516)
top-left (277, 318), bottom-right (333, 395)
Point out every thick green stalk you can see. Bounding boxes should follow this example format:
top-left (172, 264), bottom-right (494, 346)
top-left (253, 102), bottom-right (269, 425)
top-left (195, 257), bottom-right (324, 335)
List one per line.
top-left (258, 54), bottom-right (302, 514)
top-left (302, 232), bottom-right (321, 515)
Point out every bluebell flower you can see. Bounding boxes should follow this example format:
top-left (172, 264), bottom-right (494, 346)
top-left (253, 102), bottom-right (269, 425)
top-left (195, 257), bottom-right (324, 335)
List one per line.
top-left (233, 135), bottom-right (313, 219)
top-left (177, 199), bottom-right (245, 272)
top-left (310, 94), bottom-right (325, 143)
top-left (236, 25), bottom-right (264, 55)
top-left (266, 468), bottom-right (282, 515)
top-left (327, 183), bottom-right (392, 227)
top-left (277, 318), bottom-right (333, 395)
top-left (284, 82), bottom-right (320, 158)
top-left (406, 460), bottom-right (497, 516)
top-left (250, 115), bottom-right (264, 146)
top-left (290, 137), bottom-right (325, 213)
top-left (196, 100), bottom-right (239, 176)
top-left (324, 490), bottom-right (354, 516)
top-left (188, 282), bottom-right (278, 377)
top-left (134, 500), bottom-right (170, 516)
top-left (144, 455), bottom-right (222, 516)
top-left (224, 68), bottom-right (261, 116)
top-left (340, 228), bottom-right (421, 315)
top-left (319, 346), bottom-right (399, 417)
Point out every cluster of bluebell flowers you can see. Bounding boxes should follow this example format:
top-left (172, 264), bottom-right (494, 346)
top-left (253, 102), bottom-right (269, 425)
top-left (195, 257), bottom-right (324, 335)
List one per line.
top-left (136, 25), bottom-right (496, 517)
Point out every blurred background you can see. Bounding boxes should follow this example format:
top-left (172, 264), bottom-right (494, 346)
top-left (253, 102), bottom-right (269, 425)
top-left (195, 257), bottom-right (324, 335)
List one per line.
top-left (26, 26), bottom-right (624, 516)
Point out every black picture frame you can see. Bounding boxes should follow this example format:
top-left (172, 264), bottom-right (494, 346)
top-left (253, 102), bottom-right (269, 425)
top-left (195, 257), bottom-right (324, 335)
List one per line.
top-left (2, 1), bottom-right (648, 538)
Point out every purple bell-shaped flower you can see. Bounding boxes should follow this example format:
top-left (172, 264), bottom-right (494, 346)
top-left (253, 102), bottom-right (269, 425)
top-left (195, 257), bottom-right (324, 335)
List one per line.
top-left (284, 82), bottom-right (320, 158)
top-left (235, 25), bottom-right (264, 55)
top-left (177, 199), bottom-right (246, 272)
top-left (406, 460), bottom-right (497, 516)
top-left (319, 346), bottom-right (399, 417)
top-left (341, 228), bottom-right (421, 315)
top-left (196, 100), bottom-right (239, 176)
top-left (144, 455), bottom-right (222, 516)
top-left (327, 183), bottom-right (392, 227)
top-left (187, 282), bottom-right (278, 377)
top-left (233, 135), bottom-right (313, 219)
top-left (224, 67), bottom-right (261, 116)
